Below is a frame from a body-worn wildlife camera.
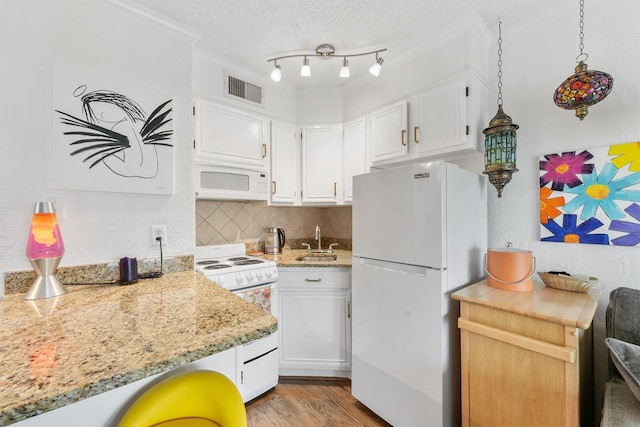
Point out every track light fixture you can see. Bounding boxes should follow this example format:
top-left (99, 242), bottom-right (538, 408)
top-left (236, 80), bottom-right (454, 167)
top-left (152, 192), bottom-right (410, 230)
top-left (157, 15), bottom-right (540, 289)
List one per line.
top-left (340, 58), bottom-right (350, 78)
top-left (270, 61), bottom-right (282, 82)
top-left (268, 44), bottom-right (386, 82)
top-left (369, 53), bottom-right (384, 77)
top-left (300, 57), bottom-right (311, 77)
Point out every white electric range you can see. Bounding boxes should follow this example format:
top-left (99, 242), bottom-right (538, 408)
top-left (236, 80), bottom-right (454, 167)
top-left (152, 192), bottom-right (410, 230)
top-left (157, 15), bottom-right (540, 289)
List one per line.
top-left (195, 243), bottom-right (278, 402)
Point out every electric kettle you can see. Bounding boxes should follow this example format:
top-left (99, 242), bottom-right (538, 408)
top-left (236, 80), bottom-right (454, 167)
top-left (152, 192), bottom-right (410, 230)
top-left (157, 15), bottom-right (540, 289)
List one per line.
top-left (264, 227), bottom-right (286, 254)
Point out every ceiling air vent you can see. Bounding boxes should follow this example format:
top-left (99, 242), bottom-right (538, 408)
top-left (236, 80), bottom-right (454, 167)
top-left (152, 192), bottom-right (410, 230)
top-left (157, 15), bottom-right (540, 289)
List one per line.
top-left (225, 72), bottom-right (264, 106)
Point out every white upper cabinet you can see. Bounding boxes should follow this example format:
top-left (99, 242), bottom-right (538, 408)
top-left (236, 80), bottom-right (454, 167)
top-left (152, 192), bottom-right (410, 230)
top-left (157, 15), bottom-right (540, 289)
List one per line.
top-left (343, 117), bottom-right (368, 202)
top-left (370, 72), bottom-right (488, 168)
top-left (194, 98), bottom-right (268, 169)
top-left (301, 125), bottom-right (343, 204)
top-left (411, 78), bottom-right (467, 156)
top-left (410, 73), bottom-right (488, 159)
top-left (369, 101), bottom-right (408, 162)
top-left (270, 121), bottom-right (299, 205)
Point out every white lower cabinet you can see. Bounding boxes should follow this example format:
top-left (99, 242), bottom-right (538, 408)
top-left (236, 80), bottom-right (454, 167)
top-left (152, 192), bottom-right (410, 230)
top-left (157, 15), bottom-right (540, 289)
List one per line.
top-left (278, 268), bottom-right (351, 377)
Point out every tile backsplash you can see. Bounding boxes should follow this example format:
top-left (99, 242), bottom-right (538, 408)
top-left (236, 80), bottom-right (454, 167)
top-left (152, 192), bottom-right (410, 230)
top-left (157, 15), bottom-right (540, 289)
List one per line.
top-left (196, 200), bottom-right (352, 246)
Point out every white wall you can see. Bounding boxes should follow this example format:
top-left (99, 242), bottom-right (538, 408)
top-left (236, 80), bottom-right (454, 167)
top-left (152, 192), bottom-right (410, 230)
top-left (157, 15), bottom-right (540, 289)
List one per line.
top-left (342, 15), bottom-right (490, 122)
top-left (193, 50), bottom-right (297, 123)
top-left (0, 0), bottom-right (196, 292)
top-left (297, 87), bottom-right (344, 124)
top-left (495, 0), bottom-right (640, 414)
top-left (343, 0), bottom-right (640, 416)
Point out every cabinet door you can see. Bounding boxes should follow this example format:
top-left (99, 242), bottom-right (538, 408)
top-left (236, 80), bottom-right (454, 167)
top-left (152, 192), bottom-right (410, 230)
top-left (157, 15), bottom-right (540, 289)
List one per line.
top-left (270, 121), bottom-right (299, 204)
top-left (343, 117), bottom-right (368, 202)
top-left (369, 100), bottom-right (408, 162)
top-left (301, 125), bottom-right (341, 204)
top-left (194, 98), bottom-right (268, 169)
top-left (279, 290), bottom-right (350, 370)
top-left (278, 268), bottom-right (351, 377)
top-left (411, 78), bottom-right (474, 157)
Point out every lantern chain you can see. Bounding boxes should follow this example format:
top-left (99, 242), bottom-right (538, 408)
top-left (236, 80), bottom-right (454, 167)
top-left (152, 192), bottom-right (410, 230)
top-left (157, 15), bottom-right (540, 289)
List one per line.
top-left (497, 20), bottom-right (503, 107)
top-left (577, 0), bottom-right (587, 62)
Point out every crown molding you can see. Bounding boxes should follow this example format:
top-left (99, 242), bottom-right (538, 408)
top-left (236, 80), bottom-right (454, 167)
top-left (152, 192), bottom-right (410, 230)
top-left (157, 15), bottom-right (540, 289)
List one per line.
top-left (95, 0), bottom-right (201, 42)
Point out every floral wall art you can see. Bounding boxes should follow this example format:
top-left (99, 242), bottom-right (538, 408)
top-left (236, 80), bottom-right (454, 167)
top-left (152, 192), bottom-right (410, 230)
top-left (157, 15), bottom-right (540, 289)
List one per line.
top-left (52, 62), bottom-right (174, 195)
top-left (540, 143), bottom-right (640, 246)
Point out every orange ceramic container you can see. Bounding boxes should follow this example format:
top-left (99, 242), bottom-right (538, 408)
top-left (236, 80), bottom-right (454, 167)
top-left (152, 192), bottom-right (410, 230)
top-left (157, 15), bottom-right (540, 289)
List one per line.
top-left (485, 247), bottom-right (535, 292)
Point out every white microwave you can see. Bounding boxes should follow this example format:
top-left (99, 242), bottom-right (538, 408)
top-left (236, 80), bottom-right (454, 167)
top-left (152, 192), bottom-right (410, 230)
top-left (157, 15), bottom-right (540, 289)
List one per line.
top-left (195, 164), bottom-right (269, 201)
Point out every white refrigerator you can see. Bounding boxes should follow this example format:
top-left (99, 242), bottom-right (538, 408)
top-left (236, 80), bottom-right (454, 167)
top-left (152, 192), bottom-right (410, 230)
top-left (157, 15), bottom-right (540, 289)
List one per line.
top-left (351, 161), bottom-right (487, 427)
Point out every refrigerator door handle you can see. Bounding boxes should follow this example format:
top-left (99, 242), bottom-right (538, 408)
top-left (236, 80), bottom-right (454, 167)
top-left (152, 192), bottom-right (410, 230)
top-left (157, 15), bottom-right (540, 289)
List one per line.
top-left (356, 257), bottom-right (442, 275)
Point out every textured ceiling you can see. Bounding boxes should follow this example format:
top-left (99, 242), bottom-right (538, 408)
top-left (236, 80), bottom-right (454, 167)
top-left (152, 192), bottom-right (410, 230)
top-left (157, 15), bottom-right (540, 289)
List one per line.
top-left (127, 0), bottom-right (570, 88)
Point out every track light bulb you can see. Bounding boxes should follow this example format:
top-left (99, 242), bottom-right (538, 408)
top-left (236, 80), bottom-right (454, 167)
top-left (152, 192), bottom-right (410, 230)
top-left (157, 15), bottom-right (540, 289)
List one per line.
top-left (340, 58), bottom-right (350, 78)
top-left (271, 64), bottom-right (282, 82)
top-left (369, 56), bottom-right (384, 77)
top-left (300, 57), bottom-right (311, 77)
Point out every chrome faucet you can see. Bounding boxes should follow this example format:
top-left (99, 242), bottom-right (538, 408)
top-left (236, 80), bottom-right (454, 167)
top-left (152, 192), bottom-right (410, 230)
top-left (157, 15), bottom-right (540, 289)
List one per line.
top-left (315, 225), bottom-right (321, 251)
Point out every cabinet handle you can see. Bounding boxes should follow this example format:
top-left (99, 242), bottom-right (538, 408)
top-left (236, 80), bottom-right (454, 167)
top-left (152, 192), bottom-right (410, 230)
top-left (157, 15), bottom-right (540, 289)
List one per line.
top-left (458, 318), bottom-right (576, 363)
top-left (304, 278), bottom-right (322, 282)
top-left (414, 126), bottom-right (419, 143)
top-left (401, 130), bottom-right (407, 146)
top-left (347, 300), bottom-right (351, 318)
top-left (272, 180), bottom-right (277, 195)
top-left (334, 182), bottom-right (337, 197)
top-left (262, 143), bottom-right (267, 158)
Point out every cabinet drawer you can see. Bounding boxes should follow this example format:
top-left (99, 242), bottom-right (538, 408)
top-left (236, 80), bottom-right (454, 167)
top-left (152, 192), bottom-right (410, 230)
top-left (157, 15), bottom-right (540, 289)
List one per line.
top-left (278, 268), bottom-right (350, 290)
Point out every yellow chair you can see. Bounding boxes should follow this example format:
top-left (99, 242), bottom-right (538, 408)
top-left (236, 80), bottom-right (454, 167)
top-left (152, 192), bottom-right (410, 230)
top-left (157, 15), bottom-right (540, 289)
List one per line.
top-left (117, 370), bottom-right (247, 427)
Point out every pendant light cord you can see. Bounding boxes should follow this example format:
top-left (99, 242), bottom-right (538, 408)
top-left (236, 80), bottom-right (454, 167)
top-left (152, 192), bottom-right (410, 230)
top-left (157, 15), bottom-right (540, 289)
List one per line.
top-left (497, 20), bottom-right (503, 107)
top-left (577, 0), bottom-right (588, 62)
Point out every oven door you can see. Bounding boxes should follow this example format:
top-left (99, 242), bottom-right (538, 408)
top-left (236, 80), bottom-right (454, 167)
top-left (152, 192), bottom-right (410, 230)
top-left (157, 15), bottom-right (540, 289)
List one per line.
top-left (233, 282), bottom-right (277, 316)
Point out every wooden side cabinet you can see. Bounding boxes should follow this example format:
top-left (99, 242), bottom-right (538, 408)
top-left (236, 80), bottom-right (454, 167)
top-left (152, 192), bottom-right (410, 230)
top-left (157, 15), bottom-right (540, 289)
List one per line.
top-left (452, 280), bottom-right (599, 427)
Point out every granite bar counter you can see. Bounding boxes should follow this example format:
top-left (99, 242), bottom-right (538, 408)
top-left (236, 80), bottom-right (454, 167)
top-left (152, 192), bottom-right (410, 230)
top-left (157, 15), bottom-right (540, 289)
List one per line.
top-left (0, 271), bottom-right (277, 425)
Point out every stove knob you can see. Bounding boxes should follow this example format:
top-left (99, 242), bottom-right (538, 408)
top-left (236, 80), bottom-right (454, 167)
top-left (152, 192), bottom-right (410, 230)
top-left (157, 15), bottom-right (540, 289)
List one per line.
top-left (236, 273), bottom-right (243, 283)
top-left (256, 270), bottom-right (264, 279)
top-left (215, 276), bottom-right (225, 285)
top-left (246, 271), bottom-right (255, 282)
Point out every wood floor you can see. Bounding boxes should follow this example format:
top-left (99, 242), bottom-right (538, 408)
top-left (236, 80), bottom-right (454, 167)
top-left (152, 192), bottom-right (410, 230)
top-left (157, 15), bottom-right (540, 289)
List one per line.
top-left (245, 377), bottom-right (392, 427)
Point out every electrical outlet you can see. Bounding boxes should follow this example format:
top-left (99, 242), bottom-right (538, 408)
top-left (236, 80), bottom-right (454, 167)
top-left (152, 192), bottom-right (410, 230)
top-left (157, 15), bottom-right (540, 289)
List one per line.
top-left (151, 225), bottom-right (167, 246)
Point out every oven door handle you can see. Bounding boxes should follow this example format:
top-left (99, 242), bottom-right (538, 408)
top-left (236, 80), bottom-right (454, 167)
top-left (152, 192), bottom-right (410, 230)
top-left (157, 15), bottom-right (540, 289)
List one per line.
top-left (233, 281), bottom-right (276, 292)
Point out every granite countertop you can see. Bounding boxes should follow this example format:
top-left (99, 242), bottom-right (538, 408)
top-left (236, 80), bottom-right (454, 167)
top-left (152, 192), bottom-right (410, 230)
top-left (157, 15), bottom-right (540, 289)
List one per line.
top-left (0, 271), bottom-right (277, 425)
top-left (261, 249), bottom-right (352, 268)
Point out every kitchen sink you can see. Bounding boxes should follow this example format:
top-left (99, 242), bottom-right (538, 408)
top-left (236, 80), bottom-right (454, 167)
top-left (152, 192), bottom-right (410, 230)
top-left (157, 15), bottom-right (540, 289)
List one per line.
top-left (296, 254), bottom-right (337, 262)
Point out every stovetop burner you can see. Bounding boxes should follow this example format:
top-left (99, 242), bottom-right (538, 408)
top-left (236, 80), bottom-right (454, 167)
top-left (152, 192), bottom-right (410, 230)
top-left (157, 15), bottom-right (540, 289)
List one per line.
top-left (234, 259), bottom-right (263, 266)
top-left (196, 260), bottom-right (221, 266)
top-left (228, 256), bottom-right (249, 261)
top-left (203, 264), bottom-right (232, 270)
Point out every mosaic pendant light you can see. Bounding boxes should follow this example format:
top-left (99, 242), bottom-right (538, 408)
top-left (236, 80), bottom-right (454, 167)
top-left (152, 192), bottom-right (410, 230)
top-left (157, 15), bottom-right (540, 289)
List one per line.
top-left (483, 21), bottom-right (519, 198)
top-left (553, 0), bottom-right (613, 120)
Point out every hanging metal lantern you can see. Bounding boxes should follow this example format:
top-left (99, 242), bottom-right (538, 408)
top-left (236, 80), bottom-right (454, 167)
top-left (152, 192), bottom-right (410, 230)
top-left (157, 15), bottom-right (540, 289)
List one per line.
top-left (483, 105), bottom-right (519, 198)
top-left (553, 0), bottom-right (613, 120)
top-left (483, 21), bottom-right (519, 198)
